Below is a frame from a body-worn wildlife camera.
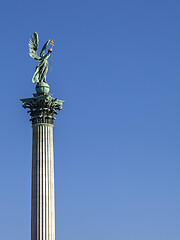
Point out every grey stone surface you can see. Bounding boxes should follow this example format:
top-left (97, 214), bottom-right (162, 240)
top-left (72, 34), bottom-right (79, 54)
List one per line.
top-left (31, 123), bottom-right (55, 240)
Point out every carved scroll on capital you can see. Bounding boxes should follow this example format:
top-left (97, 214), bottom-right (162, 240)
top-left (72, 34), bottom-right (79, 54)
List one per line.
top-left (20, 93), bottom-right (64, 125)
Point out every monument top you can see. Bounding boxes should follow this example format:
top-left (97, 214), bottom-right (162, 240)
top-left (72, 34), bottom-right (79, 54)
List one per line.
top-left (20, 32), bottom-right (64, 125)
top-left (29, 32), bottom-right (54, 86)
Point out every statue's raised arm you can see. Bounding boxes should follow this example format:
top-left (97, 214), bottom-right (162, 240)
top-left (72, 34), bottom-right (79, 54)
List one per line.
top-left (29, 32), bottom-right (53, 83)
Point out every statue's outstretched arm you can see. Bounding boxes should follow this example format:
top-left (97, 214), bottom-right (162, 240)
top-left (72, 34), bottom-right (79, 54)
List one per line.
top-left (43, 50), bottom-right (52, 60)
top-left (40, 40), bottom-right (51, 57)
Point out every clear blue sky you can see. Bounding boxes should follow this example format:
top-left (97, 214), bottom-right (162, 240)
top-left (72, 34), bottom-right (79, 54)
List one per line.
top-left (0, 0), bottom-right (180, 239)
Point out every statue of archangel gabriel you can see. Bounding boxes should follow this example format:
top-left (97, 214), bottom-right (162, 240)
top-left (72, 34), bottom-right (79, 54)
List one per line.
top-left (29, 32), bottom-right (54, 83)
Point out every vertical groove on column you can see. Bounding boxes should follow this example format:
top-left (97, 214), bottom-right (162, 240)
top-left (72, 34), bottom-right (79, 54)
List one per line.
top-left (32, 124), bottom-right (37, 240)
top-left (40, 125), bottom-right (42, 240)
top-left (42, 125), bottom-right (46, 240)
top-left (49, 126), bottom-right (53, 240)
top-left (51, 127), bottom-right (55, 240)
top-left (47, 125), bottom-right (50, 240)
top-left (49, 127), bottom-right (51, 240)
top-left (45, 127), bottom-right (48, 240)
top-left (48, 126), bottom-right (51, 240)
top-left (50, 126), bottom-right (54, 240)
top-left (37, 125), bottom-right (40, 240)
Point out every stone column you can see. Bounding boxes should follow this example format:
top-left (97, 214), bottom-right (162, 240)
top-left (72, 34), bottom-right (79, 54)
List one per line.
top-left (21, 82), bottom-right (64, 240)
top-left (31, 123), bottom-right (55, 240)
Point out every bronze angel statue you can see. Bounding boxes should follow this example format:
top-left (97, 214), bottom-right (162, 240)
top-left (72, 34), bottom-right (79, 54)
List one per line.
top-left (29, 32), bottom-right (54, 83)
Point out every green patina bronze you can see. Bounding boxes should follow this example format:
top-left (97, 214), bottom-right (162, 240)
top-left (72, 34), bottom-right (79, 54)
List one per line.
top-left (29, 32), bottom-right (52, 84)
top-left (21, 93), bottom-right (64, 124)
top-left (20, 32), bottom-right (64, 124)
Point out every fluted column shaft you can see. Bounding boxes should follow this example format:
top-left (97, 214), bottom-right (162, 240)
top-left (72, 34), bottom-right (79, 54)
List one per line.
top-left (31, 123), bottom-right (55, 240)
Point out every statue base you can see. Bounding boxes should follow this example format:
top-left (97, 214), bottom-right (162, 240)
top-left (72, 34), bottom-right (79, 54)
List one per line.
top-left (36, 82), bottom-right (50, 94)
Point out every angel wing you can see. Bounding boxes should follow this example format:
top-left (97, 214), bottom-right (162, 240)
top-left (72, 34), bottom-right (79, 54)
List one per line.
top-left (29, 32), bottom-right (41, 61)
top-left (40, 40), bottom-right (51, 57)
